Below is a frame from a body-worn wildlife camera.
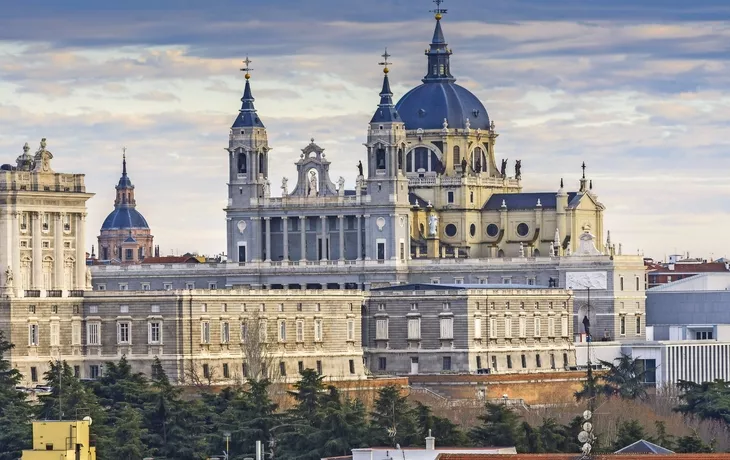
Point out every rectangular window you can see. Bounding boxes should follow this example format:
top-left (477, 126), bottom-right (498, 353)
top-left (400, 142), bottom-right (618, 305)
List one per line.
top-left (474, 317), bottom-right (482, 339)
top-left (30, 367), bottom-right (38, 383)
top-left (620, 316), bottom-right (626, 336)
top-left (563, 353), bottom-right (569, 368)
top-left (316, 360), bottom-right (322, 374)
top-left (242, 362), bottom-right (249, 377)
top-left (561, 316), bottom-right (569, 337)
top-left (259, 319), bottom-right (268, 342)
top-left (378, 357), bottom-right (387, 370)
top-left (536, 354), bottom-right (542, 368)
top-left (548, 317), bottom-right (555, 337)
top-left (241, 321), bottom-right (249, 342)
top-left (163, 283), bottom-right (173, 291)
top-left (296, 320), bottom-right (304, 342)
top-left (636, 277), bottom-right (640, 291)
top-left (201, 321), bottom-right (210, 344)
top-left (476, 355), bottom-right (482, 369)
top-left (89, 305), bottom-right (98, 314)
top-left (489, 318), bottom-right (496, 338)
top-left (209, 282), bottom-right (217, 290)
top-left (376, 319), bottom-right (389, 340)
top-left (349, 359), bottom-right (355, 374)
top-left (90, 365), bottom-right (100, 379)
top-left (521, 354), bottom-right (527, 368)
top-left (507, 355), bottom-right (513, 369)
top-left (505, 317), bottom-right (512, 339)
top-left (51, 305), bottom-right (58, 314)
top-left (447, 191), bottom-right (454, 203)
top-left (50, 322), bottom-right (59, 347)
top-left (72, 322), bottom-right (81, 345)
top-left (550, 353), bottom-right (556, 369)
top-left (222, 363), bottom-right (230, 378)
top-left (74, 365), bottom-right (80, 378)
top-left (347, 319), bottom-right (355, 341)
top-left (314, 319), bottom-right (323, 342)
top-left (149, 321), bottom-right (162, 343)
top-left (454, 277), bottom-right (464, 284)
top-left (278, 320), bottom-right (286, 342)
top-left (519, 317), bottom-right (526, 338)
top-left (491, 355), bottom-right (497, 370)
top-left (28, 305), bottom-right (36, 314)
top-left (298, 361), bottom-right (304, 373)
top-left (117, 322), bottom-right (130, 344)
top-left (141, 283), bottom-right (150, 291)
top-left (408, 318), bottom-right (421, 340)
top-left (279, 362), bottom-right (286, 376)
top-left (87, 323), bottom-right (100, 345)
top-left (151, 305), bottom-right (160, 313)
top-left (202, 364), bottom-right (210, 379)
top-left (620, 277), bottom-right (624, 291)
top-left (442, 356), bottom-right (452, 371)
top-left (635, 316), bottom-right (641, 335)
top-left (440, 317), bottom-right (454, 339)
top-left (221, 322), bottom-right (230, 344)
top-left (534, 317), bottom-right (542, 337)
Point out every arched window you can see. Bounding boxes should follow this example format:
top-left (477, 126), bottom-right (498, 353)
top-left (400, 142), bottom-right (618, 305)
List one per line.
top-left (376, 148), bottom-right (386, 170)
top-left (406, 147), bottom-right (443, 173)
top-left (453, 146), bottom-right (460, 167)
top-left (238, 152), bottom-right (247, 173)
top-left (259, 153), bottom-right (265, 176)
top-left (470, 147), bottom-right (487, 174)
top-left (397, 148), bottom-right (404, 171)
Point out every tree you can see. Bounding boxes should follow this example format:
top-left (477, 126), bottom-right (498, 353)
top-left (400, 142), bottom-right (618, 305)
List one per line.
top-left (369, 385), bottom-right (419, 447)
top-left (469, 403), bottom-right (526, 452)
top-left (414, 402), bottom-right (465, 447)
top-left (106, 404), bottom-right (148, 459)
top-left (0, 332), bottom-right (32, 460)
top-left (537, 418), bottom-right (568, 453)
top-left (653, 421), bottom-right (674, 451)
top-left (612, 419), bottom-right (648, 452)
top-left (675, 379), bottom-right (730, 426)
top-left (674, 431), bottom-right (714, 453)
top-left (598, 354), bottom-right (649, 401)
top-left (574, 365), bottom-right (603, 404)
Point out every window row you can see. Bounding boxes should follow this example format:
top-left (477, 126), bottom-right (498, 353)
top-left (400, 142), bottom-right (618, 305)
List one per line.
top-left (381, 316), bottom-right (570, 341)
top-left (200, 318), bottom-right (355, 344)
top-left (28, 321), bottom-right (163, 347)
top-left (201, 358), bottom-right (358, 380)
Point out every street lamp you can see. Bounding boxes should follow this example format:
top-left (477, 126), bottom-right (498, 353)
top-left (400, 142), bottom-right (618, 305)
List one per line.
top-left (223, 431), bottom-right (231, 460)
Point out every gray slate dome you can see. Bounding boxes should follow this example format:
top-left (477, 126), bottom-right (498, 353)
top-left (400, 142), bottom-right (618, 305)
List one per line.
top-left (101, 208), bottom-right (149, 230)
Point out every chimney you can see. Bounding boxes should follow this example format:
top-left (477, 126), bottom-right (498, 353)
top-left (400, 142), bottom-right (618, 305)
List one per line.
top-left (154, 245), bottom-right (160, 257)
top-left (425, 429), bottom-right (435, 450)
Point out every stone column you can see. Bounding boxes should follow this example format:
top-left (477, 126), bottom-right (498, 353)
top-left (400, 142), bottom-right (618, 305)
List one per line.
top-left (264, 217), bottom-right (271, 262)
top-left (338, 215), bottom-right (345, 261)
top-left (299, 216), bottom-right (306, 262)
top-left (320, 216), bottom-right (327, 261)
top-left (54, 213), bottom-right (64, 290)
top-left (356, 215), bottom-right (362, 261)
top-left (76, 212), bottom-right (86, 290)
top-left (250, 217), bottom-right (261, 261)
top-left (282, 216), bottom-right (289, 262)
top-left (363, 214), bottom-right (371, 260)
top-left (11, 211), bottom-right (20, 293)
top-left (32, 212), bottom-right (42, 290)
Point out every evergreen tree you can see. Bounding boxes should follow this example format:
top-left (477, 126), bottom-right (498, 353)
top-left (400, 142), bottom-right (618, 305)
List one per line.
top-left (653, 420), bottom-right (674, 451)
top-left (413, 402), bottom-right (465, 447)
top-left (318, 389), bottom-right (369, 458)
top-left (0, 332), bottom-right (32, 460)
top-left (369, 385), bottom-right (419, 447)
top-left (468, 403), bottom-right (526, 452)
top-left (598, 354), bottom-right (649, 401)
top-left (558, 416), bottom-right (584, 453)
top-left (537, 418), bottom-right (567, 453)
top-left (521, 421), bottom-right (540, 453)
top-left (106, 404), bottom-right (148, 459)
top-left (611, 419), bottom-right (648, 452)
top-left (675, 379), bottom-right (730, 426)
top-left (674, 431), bottom-right (714, 453)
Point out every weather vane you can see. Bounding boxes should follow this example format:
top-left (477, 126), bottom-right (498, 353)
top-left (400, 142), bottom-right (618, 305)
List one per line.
top-left (241, 56), bottom-right (253, 80)
top-left (430, 0), bottom-right (447, 19)
top-left (379, 48), bottom-right (392, 73)
top-left (122, 146), bottom-right (126, 159)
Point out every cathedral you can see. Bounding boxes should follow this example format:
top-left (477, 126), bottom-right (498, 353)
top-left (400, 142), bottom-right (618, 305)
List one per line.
top-left (224, 10), bottom-right (604, 265)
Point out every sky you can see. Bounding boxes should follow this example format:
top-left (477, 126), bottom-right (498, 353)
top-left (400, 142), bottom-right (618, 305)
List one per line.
top-left (2, 0), bottom-right (730, 260)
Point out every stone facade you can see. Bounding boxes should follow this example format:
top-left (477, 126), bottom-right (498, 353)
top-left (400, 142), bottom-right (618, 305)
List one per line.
top-left (4, 289), bottom-right (366, 386)
top-left (365, 285), bottom-right (575, 375)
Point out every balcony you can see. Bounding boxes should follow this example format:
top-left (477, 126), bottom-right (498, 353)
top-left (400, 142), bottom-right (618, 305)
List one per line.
top-left (68, 290), bottom-right (85, 297)
top-left (24, 290), bottom-right (40, 298)
top-left (47, 290), bottom-right (62, 297)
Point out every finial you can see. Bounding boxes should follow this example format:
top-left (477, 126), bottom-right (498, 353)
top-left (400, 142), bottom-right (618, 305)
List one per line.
top-left (122, 147), bottom-right (127, 175)
top-left (581, 162), bottom-right (586, 179)
top-left (589, 180), bottom-right (593, 190)
top-left (241, 56), bottom-right (253, 80)
top-left (430, 0), bottom-right (447, 20)
top-left (379, 48), bottom-right (392, 74)
top-left (23, 143), bottom-right (29, 154)
top-left (560, 178), bottom-right (564, 189)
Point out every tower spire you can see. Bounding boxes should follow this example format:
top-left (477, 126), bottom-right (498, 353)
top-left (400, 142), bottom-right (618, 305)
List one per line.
top-left (122, 147), bottom-right (127, 176)
top-left (370, 48), bottom-right (400, 123)
top-left (424, 0), bottom-right (454, 83)
top-left (232, 56), bottom-right (265, 129)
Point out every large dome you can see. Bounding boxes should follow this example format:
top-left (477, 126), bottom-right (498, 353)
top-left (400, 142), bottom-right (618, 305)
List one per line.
top-left (101, 207), bottom-right (149, 230)
top-left (395, 81), bottom-right (490, 131)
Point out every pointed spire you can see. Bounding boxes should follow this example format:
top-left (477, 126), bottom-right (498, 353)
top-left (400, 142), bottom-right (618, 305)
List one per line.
top-left (560, 178), bottom-right (564, 189)
top-left (423, 0), bottom-right (455, 83)
top-left (122, 147), bottom-right (127, 176)
top-left (117, 147), bottom-right (133, 190)
top-left (370, 48), bottom-right (401, 124)
top-left (232, 56), bottom-right (265, 129)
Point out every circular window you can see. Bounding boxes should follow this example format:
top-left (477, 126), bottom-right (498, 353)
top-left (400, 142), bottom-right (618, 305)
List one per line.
top-left (470, 223), bottom-right (476, 237)
top-left (445, 224), bottom-right (457, 237)
top-left (486, 224), bottom-right (499, 237)
top-left (517, 223), bottom-right (529, 237)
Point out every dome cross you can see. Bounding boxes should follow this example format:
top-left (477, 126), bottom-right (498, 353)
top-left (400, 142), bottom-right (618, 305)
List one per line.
top-left (240, 56), bottom-right (254, 80)
top-left (379, 48), bottom-right (392, 73)
top-left (430, 0), bottom-right (448, 19)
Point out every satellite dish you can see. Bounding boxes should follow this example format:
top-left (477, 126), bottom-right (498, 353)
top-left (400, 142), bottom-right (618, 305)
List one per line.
top-left (583, 410), bottom-right (592, 420)
top-left (578, 431), bottom-right (589, 443)
top-left (582, 443), bottom-right (592, 454)
top-left (83, 416), bottom-right (92, 426)
top-left (582, 422), bottom-right (593, 432)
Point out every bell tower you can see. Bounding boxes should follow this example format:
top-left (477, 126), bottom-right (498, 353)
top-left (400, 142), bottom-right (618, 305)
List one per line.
top-left (226, 57), bottom-right (270, 209)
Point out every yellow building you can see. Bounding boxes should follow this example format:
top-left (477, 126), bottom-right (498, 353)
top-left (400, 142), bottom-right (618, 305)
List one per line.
top-left (22, 420), bottom-right (96, 460)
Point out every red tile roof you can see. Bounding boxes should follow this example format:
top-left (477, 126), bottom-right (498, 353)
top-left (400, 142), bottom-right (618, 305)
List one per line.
top-left (649, 262), bottom-right (729, 274)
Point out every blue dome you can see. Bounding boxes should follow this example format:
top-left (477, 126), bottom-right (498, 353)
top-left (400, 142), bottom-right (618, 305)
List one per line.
top-left (101, 207), bottom-right (149, 230)
top-left (395, 81), bottom-right (490, 131)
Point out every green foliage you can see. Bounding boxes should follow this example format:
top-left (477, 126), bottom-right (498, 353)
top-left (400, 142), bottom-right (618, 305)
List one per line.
top-left (369, 385), bottom-right (419, 447)
top-left (612, 419), bottom-right (648, 452)
top-left (414, 402), bottom-right (465, 447)
top-left (469, 403), bottom-right (526, 452)
top-left (675, 379), bottom-right (730, 426)
top-left (598, 354), bottom-right (649, 401)
top-left (0, 332), bottom-right (32, 460)
top-left (674, 431), bottom-right (715, 453)
top-left (653, 420), bottom-right (674, 451)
